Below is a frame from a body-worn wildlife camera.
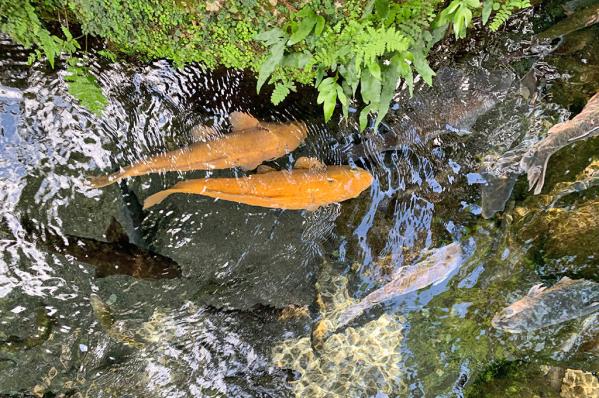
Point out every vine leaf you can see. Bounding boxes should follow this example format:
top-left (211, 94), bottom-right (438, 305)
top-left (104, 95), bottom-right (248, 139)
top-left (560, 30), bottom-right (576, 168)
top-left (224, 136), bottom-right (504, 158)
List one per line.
top-left (257, 42), bottom-right (285, 93)
top-left (288, 8), bottom-right (317, 45)
top-left (317, 77), bottom-right (339, 122)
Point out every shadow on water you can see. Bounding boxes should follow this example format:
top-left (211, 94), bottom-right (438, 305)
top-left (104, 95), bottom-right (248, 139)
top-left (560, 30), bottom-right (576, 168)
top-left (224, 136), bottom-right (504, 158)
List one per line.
top-left (1, 1), bottom-right (598, 394)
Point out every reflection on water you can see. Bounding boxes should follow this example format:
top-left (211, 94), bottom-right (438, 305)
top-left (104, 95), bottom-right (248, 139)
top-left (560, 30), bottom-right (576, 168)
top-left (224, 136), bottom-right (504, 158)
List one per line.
top-left (1, 4), bottom-right (599, 395)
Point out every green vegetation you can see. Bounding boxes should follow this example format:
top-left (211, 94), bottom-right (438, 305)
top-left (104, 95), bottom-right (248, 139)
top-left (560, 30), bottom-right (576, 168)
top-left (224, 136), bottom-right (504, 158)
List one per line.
top-left (64, 61), bottom-right (108, 115)
top-left (0, 0), bottom-right (531, 124)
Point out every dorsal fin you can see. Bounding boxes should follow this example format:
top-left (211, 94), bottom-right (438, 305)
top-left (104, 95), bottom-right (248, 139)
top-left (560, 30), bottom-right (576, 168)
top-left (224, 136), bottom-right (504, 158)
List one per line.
top-left (527, 283), bottom-right (546, 297)
top-left (294, 157), bottom-right (326, 170)
top-left (256, 165), bottom-right (276, 174)
top-left (190, 124), bottom-right (222, 142)
top-left (105, 217), bottom-right (129, 244)
top-left (230, 112), bottom-right (260, 131)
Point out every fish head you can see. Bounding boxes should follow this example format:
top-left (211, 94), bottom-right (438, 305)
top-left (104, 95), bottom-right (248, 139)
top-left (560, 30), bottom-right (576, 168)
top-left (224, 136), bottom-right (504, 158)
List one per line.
top-left (133, 252), bottom-right (182, 279)
top-left (325, 167), bottom-right (374, 198)
top-left (491, 298), bottom-right (532, 333)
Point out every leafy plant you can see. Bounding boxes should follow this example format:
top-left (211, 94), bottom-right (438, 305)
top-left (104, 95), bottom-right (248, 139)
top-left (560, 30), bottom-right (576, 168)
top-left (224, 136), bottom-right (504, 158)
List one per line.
top-left (0, 0), bottom-right (532, 126)
top-left (256, 0), bottom-right (531, 130)
top-left (65, 61), bottom-right (108, 115)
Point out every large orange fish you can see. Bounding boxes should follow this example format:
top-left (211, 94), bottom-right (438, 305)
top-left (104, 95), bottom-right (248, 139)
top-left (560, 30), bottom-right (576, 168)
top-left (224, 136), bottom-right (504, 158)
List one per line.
top-left (89, 112), bottom-right (308, 187)
top-left (142, 157), bottom-right (373, 210)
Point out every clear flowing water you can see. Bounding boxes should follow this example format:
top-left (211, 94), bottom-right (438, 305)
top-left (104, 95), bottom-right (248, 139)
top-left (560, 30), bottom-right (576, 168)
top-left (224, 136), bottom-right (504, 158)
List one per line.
top-left (1, 5), bottom-right (598, 397)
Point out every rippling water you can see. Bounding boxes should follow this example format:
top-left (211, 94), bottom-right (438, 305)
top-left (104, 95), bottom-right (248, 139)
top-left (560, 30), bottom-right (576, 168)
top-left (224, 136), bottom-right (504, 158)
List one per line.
top-left (1, 6), bottom-right (598, 395)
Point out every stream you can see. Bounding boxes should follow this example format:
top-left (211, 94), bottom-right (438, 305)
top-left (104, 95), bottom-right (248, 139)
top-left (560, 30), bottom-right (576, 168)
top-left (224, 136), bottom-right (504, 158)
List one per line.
top-left (0, 1), bottom-right (598, 397)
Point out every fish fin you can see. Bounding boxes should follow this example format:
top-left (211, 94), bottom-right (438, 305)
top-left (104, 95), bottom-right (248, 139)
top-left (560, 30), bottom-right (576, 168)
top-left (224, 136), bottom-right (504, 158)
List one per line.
top-left (88, 173), bottom-right (120, 188)
top-left (527, 283), bottom-right (547, 297)
top-left (104, 217), bottom-right (129, 244)
top-left (256, 165), bottom-right (276, 174)
top-left (230, 112), bottom-right (260, 131)
top-left (294, 157), bottom-right (326, 170)
top-left (190, 124), bottom-right (222, 142)
top-left (143, 189), bottom-right (176, 210)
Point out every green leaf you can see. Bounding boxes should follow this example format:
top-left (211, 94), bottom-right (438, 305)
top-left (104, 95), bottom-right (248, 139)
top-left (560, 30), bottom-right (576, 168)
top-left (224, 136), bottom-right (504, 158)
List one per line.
top-left (375, 0), bottom-right (389, 19)
top-left (360, 69), bottom-right (381, 105)
top-left (288, 8), bottom-right (317, 45)
top-left (255, 28), bottom-right (287, 46)
top-left (317, 78), bottom-right (338, 122)
top-left (367, 61), bottom-right (382, 81)
top-left (336, 85), bottom-right (349, 119)
top-left (257, 42), bottom-right (285, 93)
top-left (465, 0), bottom-right (481, 8)
top-left (339, 62), bottom-right (360, 96)
top-left (413, 49), bottom-right (435, 86)
top-left (375, 55), bottom-right (402, 127)
top-left (271, 82), bottom-right (290, 105)
top-left (482, 0), bottom-right (493, 24)
top-left (359, 104), bottom-right (375, 131)
top-left (65, 65), bottom-right (108, 115)
top-left (314, 16), bottom-right (326, 36)
top-left (281, 52), bottom-right (313, 68)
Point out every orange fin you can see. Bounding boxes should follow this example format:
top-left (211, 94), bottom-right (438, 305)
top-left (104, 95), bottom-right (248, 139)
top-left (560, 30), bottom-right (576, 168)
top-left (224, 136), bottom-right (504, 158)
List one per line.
top-left (294, 157), bottom-right (326, 171)
top-left (230, 112), bottom-right (260, 131)
top-left (256, 165), bottom-right (276, 174)
top-left (191, 125), bottom-right (222, 142)
top-left (88, 173), bottom-right (121, 188)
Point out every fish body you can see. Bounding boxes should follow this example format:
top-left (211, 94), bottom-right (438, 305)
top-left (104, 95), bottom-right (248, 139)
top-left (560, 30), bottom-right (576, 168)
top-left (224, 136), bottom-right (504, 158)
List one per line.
top-left (90, 112), bottom-right (308, 187)
top-left (143, 158), bottom-right (373, 210)
top-left (337, 242), bottom-right (463, 328)
top-left (492, 277), bottom-right (599, 333)
top-left (31, 218), bottom-right (181, 279)
top-left (521, 91), bottom-right (599, 194)
top-left (343, 67), bottom-right (514, 159)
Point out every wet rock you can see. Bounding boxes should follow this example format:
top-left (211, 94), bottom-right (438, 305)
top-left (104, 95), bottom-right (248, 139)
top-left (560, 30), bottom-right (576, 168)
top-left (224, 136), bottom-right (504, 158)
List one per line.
top-left (515, 199), bottom-right (599, 280)
top-left (560, 368), bottom-right (599, 398)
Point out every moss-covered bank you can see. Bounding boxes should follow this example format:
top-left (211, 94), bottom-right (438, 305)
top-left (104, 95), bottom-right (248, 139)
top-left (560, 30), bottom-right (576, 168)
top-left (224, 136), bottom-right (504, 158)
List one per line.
top-left (0, 0), bottom-right (531, 123)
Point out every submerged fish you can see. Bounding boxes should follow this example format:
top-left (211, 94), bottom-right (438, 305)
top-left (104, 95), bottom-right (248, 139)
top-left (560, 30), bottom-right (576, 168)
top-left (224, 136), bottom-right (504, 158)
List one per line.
top-left (142, 157), bottom-right (373, 210)
top-left (537, 2), bottom-right (599, 39)
top-left (30, 217), bottom-right (181, 279)
top-left (343, 67), bottom-right (514, 159)
top-left (492, 277), bottom-right (599, 333)
top-left (90, 112), bottom-right (308, 187)
top-left (336, 242), bottom-right (463, 328)
top-left (521, 91), bottom-right (599, 194)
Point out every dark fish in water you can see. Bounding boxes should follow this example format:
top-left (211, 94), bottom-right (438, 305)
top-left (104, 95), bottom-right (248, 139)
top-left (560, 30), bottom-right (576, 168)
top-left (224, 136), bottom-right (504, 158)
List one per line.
top-left (492, 277), bottom-right (599, 333)
top-left (521, 91), bottom-right (599, 194)
top-left (537, 2), bottom-right (599, 39)
top-left (337, 242), bottom-right (463, 328)
top-left (29, 217), bottom-right (181, 279)
top-left (0, 306), bottom-right (53, 353)
top-left (343, 67), bottom-right (515, 159)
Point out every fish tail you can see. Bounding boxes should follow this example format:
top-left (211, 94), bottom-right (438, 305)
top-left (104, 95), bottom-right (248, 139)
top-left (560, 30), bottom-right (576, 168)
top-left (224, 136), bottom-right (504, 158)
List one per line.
top-left (88, 171), bottom-right (123, 188)
top-left (143, 189), bottom-right (177, 210)
top-left (143, 180), bottom-right (205, 210)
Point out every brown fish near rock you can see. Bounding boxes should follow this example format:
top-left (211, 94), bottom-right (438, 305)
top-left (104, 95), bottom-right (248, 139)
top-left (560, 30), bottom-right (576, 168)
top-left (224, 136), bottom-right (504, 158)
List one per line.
top-left (89, 112), bottom-right (308, 187)
top-left (29, 217), bottom-right (181, 279)
top-left (142, 157), bottom-right (373, 210)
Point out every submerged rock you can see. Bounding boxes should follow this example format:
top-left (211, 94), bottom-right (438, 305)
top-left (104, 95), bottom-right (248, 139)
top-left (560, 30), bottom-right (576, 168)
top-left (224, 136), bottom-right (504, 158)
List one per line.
top-left (560, 368), bottom-right (599, 398)
top-left (272, 313), bottom-right (405, 398)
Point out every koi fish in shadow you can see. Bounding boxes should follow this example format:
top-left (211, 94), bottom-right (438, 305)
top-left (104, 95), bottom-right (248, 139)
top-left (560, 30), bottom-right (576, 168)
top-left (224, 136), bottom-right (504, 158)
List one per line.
top-left (20, 217), bottom-right (181, 280)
